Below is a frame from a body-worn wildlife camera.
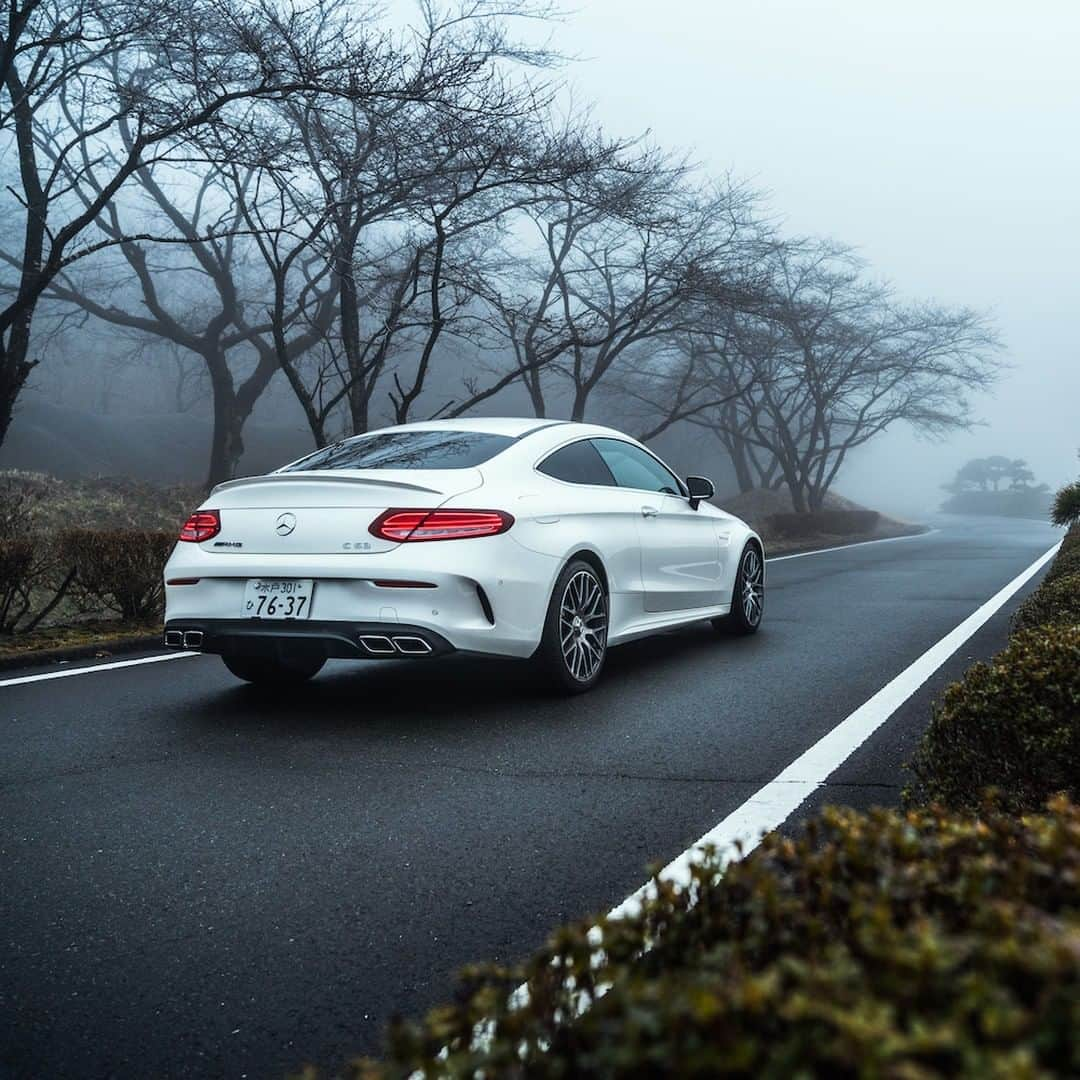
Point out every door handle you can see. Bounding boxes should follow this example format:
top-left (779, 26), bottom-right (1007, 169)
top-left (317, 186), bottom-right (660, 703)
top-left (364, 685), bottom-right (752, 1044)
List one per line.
top-left (641, 505), bottom-right (659, 518)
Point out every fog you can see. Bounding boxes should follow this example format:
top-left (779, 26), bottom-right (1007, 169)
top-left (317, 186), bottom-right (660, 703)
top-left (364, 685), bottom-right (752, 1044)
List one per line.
top-left (555, 0), bottom-right (1079, 513)
top-left (6, 0), bottom-right (1077, 515)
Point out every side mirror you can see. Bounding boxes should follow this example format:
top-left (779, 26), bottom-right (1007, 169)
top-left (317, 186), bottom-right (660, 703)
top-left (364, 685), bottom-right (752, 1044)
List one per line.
top-left (686, 475), bottom-right (714, 510)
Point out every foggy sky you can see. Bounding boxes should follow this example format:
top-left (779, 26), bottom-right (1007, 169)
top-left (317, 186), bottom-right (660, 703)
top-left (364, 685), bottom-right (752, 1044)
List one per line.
top-left (552, 0), bottom-right (1079, 513)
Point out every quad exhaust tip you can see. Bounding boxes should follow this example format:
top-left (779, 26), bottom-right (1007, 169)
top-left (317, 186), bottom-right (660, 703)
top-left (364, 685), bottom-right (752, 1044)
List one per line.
top-left (358, 634), bottom-right (396, 655)
top-left (165, 629), bottom-right (203, 649)
top-left (392, 635), bottom-right (432, 655)
top-left (357, 634), bottom-right (433, 657)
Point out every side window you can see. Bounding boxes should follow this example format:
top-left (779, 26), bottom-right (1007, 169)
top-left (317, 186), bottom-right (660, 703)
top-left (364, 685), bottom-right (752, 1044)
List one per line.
top-left (537, 440), bottom-right (617, 486)
top-left (591, 438), bottom-right (682, 495)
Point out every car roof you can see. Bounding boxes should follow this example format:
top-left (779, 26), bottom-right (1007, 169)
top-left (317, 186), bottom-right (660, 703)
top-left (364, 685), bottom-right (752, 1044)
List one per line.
top-left (354, 417), bottom-right (630, 440)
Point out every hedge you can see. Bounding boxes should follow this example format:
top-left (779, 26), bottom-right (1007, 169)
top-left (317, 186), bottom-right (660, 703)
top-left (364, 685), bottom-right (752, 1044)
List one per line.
top-left (764, 509), bottom-right (879, 540)
top-left (0, 538), bottom-right (37, 633)
top-left (56, 528), bottom-right (174, 621)
top-left (907, 624), bottom-right (1080, 815)
top-left (1011, 571), bottom-right (1080, 634)
top-left (348, 799), bottom-right (1080, 1079)
top-left (1044, 543), bottom-right (1080, 585)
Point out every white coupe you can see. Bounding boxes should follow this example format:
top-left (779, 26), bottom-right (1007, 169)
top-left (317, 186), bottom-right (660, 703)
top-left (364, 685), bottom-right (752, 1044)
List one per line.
top-left (163, 418), bottom-right (765, 692)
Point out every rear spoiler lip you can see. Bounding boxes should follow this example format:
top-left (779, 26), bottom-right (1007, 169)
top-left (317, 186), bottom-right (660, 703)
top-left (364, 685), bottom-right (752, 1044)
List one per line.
top-left (210, 473), bottom-right (443, 497)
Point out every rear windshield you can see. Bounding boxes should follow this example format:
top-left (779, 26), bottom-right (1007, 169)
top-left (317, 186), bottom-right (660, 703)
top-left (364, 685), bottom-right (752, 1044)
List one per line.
top-left (281, 430), bottom-right (515, 472)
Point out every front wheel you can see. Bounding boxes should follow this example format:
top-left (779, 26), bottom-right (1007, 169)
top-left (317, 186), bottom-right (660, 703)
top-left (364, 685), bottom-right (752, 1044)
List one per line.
top-left (221, 652), bottom-right (325, 686)
top-left (535, 559), bottom-right (609, 693)
top-left (713, 544), bottom-right (764, 635)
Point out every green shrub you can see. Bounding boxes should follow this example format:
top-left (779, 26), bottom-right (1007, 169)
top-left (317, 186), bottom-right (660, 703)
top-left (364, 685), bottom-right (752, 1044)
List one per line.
top-left (907, 624), bottom-right (1080, 814)
top-left (1052, 480), bottom-right (1080, 529)
top-left (1045, 543), bottom-right (1080, 585)
top-left (765, 509), bottom-right (879, 540)
top-left (1011, 571), bottom-right (1080, 633)
top-left (1060, 525), bottom-right (1080, 557)
top-left (57, 528), bottom-right (174, 620)
top-left (351, 800), bottom-right (1080, 1079)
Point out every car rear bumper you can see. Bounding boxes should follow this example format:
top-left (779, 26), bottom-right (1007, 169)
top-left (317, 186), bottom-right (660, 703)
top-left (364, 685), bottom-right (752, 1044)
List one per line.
top-left (162, 536), bottom-right (557, 659)
top-left (163, 618), bottom-right (458, 660)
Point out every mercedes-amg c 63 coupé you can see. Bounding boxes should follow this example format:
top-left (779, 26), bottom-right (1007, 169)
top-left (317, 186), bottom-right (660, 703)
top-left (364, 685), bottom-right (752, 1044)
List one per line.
top-left (163, 418), bottom-right (765, 692)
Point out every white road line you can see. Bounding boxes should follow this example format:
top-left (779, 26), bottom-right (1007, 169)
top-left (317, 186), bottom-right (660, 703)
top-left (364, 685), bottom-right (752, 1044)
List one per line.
top-left (0, 651), bottom-right (197, 688)
top-left (768, 528), bottom-right (936, 562)
top-left (606, 538), bottom-right (1062, 921)
top-left (437, 536), bottom-right (1063, 1062)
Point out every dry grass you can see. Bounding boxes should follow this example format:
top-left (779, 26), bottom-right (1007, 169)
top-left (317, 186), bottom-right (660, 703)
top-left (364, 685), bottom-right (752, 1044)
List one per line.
top-left (1, 469), bottom-right (200, 533)
top-left (0, 618), bottom-right (159, 657)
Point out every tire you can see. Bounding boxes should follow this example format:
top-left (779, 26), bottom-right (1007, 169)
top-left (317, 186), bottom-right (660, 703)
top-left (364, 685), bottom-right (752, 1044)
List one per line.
top-left (536, 558), bottom-right (609, 693)
top-left (713, 543), bottom-right (764, 635)
top-left (221, 652), bottom-right (325, 686)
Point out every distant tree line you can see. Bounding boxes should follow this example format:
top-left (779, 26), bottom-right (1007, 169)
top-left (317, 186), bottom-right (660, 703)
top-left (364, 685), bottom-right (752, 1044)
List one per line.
top-left (1, 0), bottom-right (1002, 495)
top-left (942, 456), bottom-right (1052, 518)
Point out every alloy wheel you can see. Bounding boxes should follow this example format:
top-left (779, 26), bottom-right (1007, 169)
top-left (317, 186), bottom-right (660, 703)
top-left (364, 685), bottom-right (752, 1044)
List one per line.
top-left (741, 547), bottom-right (764, 626)
top-left (559, 569), bottom-right (607, 682)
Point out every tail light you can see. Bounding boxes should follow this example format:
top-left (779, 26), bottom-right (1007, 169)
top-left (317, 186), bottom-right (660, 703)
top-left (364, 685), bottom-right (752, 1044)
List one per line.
top-left (179, 509), bottom-right (221, 543)
top-left (369, 508), bottom-right (513, 542)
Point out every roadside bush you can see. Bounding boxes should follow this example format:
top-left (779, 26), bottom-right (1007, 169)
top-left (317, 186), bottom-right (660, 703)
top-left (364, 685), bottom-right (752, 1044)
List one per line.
top-left (353, 800), bottom-right (1080, 1079)
top-left (57, 528), bottom-right (174, 620)
top-left (765, 508), bottom-right (879, 540)
top-left (1011, 571), bottom-right (1080, 633)
top-left (1044, 542), bottom-right (1080, 584)
top-left (1052, 479), bottom-right (1080, 529)
top-left (907, 624), bottom-right (1080, 814)
top-left (0, 476), bottom-right (75, 633)
top-left (0, 539), bottom-right (36, 633)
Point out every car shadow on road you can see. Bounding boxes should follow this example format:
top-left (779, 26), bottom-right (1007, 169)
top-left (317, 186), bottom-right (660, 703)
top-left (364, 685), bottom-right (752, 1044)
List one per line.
top-left (187, 621), bottom-right (769, 739)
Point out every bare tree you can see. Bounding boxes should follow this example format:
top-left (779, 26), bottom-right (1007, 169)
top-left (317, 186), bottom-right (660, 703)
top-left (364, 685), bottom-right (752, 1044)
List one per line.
top-left (0, 0), bottom-right (413, 450)
top-left (18, 0), bottom-right (568, 481)
top-left (706, 241), bottom-right (1003, 511)
top-left (252, 13), bottom-right (600, 441)
top-left (43, 145), bottom-right (336, 485)
top-left (478, 157), bottom-right (761, 422)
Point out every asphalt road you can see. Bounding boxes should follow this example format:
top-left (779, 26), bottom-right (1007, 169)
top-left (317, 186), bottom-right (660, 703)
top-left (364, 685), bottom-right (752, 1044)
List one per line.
top-left (0, 514), bottom-right (1061, 1079)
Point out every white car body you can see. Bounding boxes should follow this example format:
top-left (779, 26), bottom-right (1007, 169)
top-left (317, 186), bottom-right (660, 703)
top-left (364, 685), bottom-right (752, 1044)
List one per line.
top-left (163, 418), bottom-right (763, 671)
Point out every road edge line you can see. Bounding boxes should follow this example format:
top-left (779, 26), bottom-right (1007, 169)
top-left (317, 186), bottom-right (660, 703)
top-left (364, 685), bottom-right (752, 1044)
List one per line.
top-left (606, 538), bottom-right (1062, 920)
top-left (452, 539), bottom-right (1064, 1062)
top-left (0, 651), bottom-right (197, 688)
top-left (768, 528), bottom-right (936, 562)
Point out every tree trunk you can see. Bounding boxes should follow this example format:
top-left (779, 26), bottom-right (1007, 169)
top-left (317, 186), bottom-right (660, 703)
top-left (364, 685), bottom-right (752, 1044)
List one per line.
top-left (204, 353), bottom-right (246, 489)
top-left (569, 383), bottom-right (588, 423)
top-left (523, 359), bottom-right (547, 417)
top-left (727, 435), bottom-right (754, 494)
top-left (0, 340), bottom-right (36, 447)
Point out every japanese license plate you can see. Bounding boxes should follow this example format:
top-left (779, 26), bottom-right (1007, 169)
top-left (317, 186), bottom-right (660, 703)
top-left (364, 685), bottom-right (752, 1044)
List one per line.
top-left (242, 579), bottom-right (313, 619)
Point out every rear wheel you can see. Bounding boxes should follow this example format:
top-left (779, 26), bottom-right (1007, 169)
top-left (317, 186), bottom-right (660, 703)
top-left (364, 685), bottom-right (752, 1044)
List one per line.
top-left (536, 559), bottom-right (609, 693)
top-left (713, 544), bottom-right (764, 635)
top-left (221, 652), bottom-right (325, 686)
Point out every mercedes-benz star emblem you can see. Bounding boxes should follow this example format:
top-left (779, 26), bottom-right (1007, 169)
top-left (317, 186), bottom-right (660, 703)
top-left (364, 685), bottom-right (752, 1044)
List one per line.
top-left (275, 512), bottom-right (297, 536)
